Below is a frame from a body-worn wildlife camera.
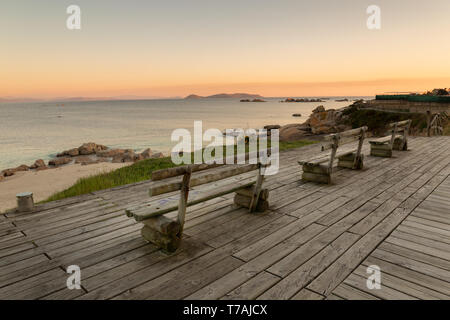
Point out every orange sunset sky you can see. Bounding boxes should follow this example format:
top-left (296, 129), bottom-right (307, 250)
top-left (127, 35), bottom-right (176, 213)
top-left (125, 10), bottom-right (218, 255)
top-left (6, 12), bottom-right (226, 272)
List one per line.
top-left (1, 0), bottom-right (450, 99)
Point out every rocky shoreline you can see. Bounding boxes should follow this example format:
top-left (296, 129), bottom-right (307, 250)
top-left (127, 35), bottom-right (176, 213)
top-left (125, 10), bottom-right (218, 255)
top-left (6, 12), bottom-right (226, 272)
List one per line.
top-left (275, 104), bottom-right (353, 142)
top-left (0, 143), bottom-right (165, 181)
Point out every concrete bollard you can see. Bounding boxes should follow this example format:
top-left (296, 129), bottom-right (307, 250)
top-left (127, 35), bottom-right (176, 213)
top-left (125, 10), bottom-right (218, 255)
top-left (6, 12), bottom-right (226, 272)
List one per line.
top-left (16, 192), bottom-right (34, 212)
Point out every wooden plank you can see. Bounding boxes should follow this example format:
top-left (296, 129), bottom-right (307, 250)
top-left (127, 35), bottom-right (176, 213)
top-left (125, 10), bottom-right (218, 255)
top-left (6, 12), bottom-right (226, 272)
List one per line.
top-left (290, 289), bottom-right (325, 300)
top-left (259, 232), bottom-right (360, 299)
top-left (332, 283), bottom-right (379, 300)
top-left (222, 272), bottom-right (280, 300)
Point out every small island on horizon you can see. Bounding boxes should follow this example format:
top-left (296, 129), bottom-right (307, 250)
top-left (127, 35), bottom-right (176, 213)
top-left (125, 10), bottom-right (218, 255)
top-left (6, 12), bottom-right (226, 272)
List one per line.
top-left (184, 93), bottom-right (265, 100)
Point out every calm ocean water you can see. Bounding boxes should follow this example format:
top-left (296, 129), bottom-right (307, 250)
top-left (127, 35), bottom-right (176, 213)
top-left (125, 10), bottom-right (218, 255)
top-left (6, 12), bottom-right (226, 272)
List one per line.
top-left (0, 97), bottom-right (371, 170)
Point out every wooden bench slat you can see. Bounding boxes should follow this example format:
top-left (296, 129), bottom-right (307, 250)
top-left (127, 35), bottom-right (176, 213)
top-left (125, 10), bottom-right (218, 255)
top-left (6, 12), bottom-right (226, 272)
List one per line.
top-left (127, 178), bottom-right (256, 221)
top-left (149, 164), bottom-right (259, 196)
top-left (369, 135), bottom-right (403, 145)
top-left (299, 150), bottom-right (356, 166)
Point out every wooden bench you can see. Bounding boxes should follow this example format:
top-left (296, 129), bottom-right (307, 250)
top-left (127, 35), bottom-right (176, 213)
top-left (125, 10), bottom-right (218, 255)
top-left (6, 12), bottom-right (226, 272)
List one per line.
top-left (125, 161), bottom-right (269, 252)
top-left (369, 120), bottom-right (411, 157)
top-left (298, 126), bottom-right (367, 184)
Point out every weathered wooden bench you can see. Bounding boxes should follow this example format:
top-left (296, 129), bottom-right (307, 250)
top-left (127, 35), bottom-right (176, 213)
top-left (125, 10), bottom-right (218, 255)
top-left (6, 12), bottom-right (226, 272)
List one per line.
top-left (298, 126), bottom-right (367, 184)
top-left (125, 161), bottom-right (269, 252)
top-left (369, 119), bottom-right (411, 157)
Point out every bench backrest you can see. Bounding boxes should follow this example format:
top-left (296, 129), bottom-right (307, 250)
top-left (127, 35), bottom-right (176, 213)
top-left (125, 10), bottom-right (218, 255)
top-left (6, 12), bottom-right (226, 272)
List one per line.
top-left (321, 126), bottom-right (368, 151)
top-left (320, 126), bottom-right (367, 172)
top-left (387, 119), bottom-right (411, 146)
top-left (149, 163), bottom-right (262, 196)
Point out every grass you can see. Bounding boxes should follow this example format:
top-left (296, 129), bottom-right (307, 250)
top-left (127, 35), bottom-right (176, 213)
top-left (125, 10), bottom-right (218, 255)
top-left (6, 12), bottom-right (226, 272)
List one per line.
top-left (342, 105), bottom-right (427, 135)
top-left (43, 139), bottom-right (316, 202)
top-left (444, 121), bottom-right (450, 136)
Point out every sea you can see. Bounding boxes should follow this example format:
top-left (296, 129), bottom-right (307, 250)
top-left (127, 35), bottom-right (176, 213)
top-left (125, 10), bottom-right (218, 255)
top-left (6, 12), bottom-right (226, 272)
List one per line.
top-left (0, 97), bottom-right (372, 170)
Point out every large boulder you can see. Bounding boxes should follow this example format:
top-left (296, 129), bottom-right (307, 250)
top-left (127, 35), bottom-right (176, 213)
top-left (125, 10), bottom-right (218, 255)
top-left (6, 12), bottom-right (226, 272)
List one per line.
top-left (57, 148), bottom-right (79, 157)
top-left (15, 165), bottom-right (29, 172)
top-left (2, 169), bottom-right (16, 177)
top-left (305, 108), bottom-right (344, 134)
top-left (140, 148), bottom-right (152, 159)
top-left (312, 105), bottom-right (325, 113)
top-left (122, 151), bottom-right (136, 162)
top-left (279, 123), bottom-right (310, 142)
top-left (30, 159), bottom-right (46, 169)
top-left (96, 149), bottom-right (126, 158)
top-left (78, 142), bottom-right (107, 155)
top-left (48, 157), bottom-right (72, 167)
top-left (111, 150), bottom-right (135, 163)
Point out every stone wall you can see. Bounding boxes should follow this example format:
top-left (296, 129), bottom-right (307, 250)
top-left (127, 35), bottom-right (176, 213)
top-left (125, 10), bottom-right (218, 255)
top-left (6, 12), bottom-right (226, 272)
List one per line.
top-left (365, 99), bottom-right (450, 114)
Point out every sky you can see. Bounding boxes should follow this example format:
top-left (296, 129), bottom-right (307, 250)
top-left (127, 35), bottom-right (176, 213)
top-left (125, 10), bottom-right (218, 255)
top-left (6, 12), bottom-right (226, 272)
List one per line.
top-left (1, 0), bottom-right (450, 98)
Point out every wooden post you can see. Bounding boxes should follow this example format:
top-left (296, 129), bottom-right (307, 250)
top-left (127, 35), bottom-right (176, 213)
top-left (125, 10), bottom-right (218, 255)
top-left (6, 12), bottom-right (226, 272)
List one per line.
top-left (353, 127), bottom-right (365, 168)
top-left (389, 123), bottom-right (397, 150)
top-left (249, 163), bottom-right (264, 212)
top-left (16, 192), bottom-right (34, 212)
top-left (426, 110), bottom-right (432, 137)
top-left (403, 119), bottom-right (411, 150)
top-left (328, 134), bottom-right (339, 174)
top-left (177, 166), bottom-right (192, 234)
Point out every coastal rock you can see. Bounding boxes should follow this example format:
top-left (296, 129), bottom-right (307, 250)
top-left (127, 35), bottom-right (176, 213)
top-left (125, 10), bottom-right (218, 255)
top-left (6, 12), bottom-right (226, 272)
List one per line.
top-left (78, 142), bottom-right (107, 155)
top-left (36, 166), bottom-right (49, 171)
top-left (312, 105), bottom-right (325, 113)
top-left (67, 148), bottom-right (80, 157)
top-left (0, 175), bottom-right (3, 181)
top-left (279, 123), bottom-right (311, 142)
top-left (49, 157), bottom-right (72, 167)
top-left (122, 151), bottom-right (136, 162)
top-left (111, 150), bottom-right (135, 163)
top-left (30, 159), bottom-right (46, 169)
top-left (151, 152), bottom-right (164, 159)
top-left (141, 148), bottom-right (152, 159)
top-left (96, 149), bottom-right (126, 158)
top-left (15, 165), bottom-right (29, 172)
top-left (134, 154), bottom-right (144, 162)
top-left (2, 169), bottom-right (16, 177)
top-left (112, 155), bottom-right (124, 163)
top-left (57, 148), bottom-right (79, 157)
top-left (75, 156), bottom-right (95, 164)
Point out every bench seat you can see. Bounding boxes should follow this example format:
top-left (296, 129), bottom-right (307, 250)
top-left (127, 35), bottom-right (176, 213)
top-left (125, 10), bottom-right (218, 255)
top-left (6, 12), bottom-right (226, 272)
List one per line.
top-left (369, 135), bottom-right (403, 145)
top-left (298, 149), bottom-right (356, 166)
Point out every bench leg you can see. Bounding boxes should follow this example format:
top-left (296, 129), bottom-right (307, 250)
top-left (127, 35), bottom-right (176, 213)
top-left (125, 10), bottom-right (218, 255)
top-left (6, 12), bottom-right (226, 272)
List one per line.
top-left (393, 137), bottom-right (407, 151)
top-left (370, 144), bottom-right (392, 157)
top-left (301, 164), bottom-right (331, 184)
top-left (141, 225), bottom-right (181, 253)
top-left (234, 186), bottom-right (269, 212)
top-left (337, 153), bottom-right (364, 170)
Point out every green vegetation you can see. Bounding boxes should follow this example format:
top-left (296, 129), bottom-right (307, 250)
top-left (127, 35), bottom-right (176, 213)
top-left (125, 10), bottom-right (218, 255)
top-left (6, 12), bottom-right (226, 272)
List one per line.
top-left (444, 121), bottom-right (450, 136)
top-left (342, 106), bottom-right (427, 135)
top-left (43, 139), bottom-right (316, 202)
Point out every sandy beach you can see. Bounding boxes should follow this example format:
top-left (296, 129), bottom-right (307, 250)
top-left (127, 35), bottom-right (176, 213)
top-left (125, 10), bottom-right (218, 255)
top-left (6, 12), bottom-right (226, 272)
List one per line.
top-left (0, 162), bottom-right (130, 213)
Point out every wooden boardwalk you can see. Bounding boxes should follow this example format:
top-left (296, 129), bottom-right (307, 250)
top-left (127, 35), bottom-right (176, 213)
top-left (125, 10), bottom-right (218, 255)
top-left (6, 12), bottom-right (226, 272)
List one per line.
top-left (0, 136), bottom-right (449, 300)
